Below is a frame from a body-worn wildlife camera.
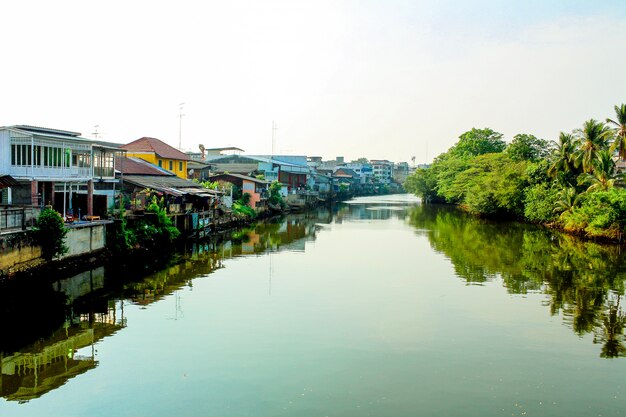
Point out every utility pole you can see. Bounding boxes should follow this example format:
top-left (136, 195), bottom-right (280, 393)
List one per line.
top-left (271, 120), bottom-right (277, 157)
top-left (178, 102), bottom-right (185, 150)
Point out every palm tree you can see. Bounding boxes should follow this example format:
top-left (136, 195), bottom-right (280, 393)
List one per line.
top-left (548, 132), bottom-right (579, 180)
top-left (554, 186), bottom-right (580, 218)
top-left (607, 103), bottom-right (626, 161)
top-left (577, 150), bottom-right (621, 192)
top-left (575, 119), bottom-right (612, 174)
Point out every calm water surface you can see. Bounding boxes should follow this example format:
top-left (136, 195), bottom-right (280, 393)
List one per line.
top-left (2, 194), bottom-right (626, 416)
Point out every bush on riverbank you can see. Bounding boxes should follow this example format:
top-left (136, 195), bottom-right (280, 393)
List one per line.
top-left (34, 208), bottom-right (68, 261)
top-left (107, 197), bottom-right (180, 255)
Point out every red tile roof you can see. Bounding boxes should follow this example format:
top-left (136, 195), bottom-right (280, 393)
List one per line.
top-left (121, 137), bottom-right (190, 161)
top-left (115, 157), bottom-right (173, 176)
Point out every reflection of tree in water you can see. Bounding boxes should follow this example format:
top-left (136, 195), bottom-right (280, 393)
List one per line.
top-left (408, 204), bottom-right (626, 358)
top-left (594, 295), bottom-right (626, 358)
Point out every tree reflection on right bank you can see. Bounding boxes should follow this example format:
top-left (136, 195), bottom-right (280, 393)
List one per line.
top-left (408, 204), bottom-right (626, 358)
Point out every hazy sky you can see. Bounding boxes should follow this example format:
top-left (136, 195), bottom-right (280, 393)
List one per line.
top-left (3, 0), bottom-right (626, 163)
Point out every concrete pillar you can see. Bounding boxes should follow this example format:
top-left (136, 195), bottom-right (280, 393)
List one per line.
top-left (87, 180), bottom-right (94, 216)
top-left (30, 180), bottom-right (38, 207)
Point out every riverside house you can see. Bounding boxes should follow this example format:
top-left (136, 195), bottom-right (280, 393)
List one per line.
top-left (209, 173), bottom-right (270, 210)
top-left (0, 125), bottom-right (122, 223)
top-left (121, 137), bottom-right (190, 179)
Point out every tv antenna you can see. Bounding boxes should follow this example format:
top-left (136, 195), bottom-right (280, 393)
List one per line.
top-left (93, 125), bottom-right (100, 138)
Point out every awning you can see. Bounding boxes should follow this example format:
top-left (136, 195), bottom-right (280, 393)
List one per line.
top-left (0, 175), bottom-right (19, 188)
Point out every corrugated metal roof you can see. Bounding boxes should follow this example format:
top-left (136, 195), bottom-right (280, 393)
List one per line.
top-left (115, 157), bottom-right (173, 176)
top-left (122, 175), bottom-right (219, 197)
top-left (7, 127), bottom-right (94, 143)
top-left (210, 173), bottom-right (271, 184)
top-left (0, 175), bottom-right (20, 188)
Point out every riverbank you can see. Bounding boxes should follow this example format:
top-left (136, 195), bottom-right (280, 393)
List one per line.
top-left (0, 192), bottom-right (353, 280)
top-left (404, 114), bottom-right (626, 243)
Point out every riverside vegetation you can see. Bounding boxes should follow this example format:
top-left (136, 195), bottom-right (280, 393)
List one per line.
top-left (405, 103), bottom-right (626, 241)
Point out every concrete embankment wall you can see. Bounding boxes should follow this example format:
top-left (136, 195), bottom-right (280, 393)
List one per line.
top-left (0, 222), bottom-right (108, 276)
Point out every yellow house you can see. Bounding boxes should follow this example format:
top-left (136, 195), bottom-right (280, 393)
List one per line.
top-left (121, 137), bottom-right (190, 179)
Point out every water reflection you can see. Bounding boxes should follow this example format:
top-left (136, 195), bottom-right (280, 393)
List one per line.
top-left (0, 301), bottom-right (124, 402)
top-left (0, 210), bottom-right (332, 402)
top-left (408, 204), bottom-right (626, 357)
top-left (5, 194), bottom-right (626, 408)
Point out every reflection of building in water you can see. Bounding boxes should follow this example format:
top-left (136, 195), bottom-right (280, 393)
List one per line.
top-left (126, 251), bottom-right (224, 306)
top-left (0, 301), bottom-right (125, 402)
top-left (53, 267), bottom-right (105, 304)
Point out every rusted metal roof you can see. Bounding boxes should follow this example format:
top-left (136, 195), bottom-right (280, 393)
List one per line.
top-left (0, 175), bottom-right (20, 188)
top-left (122, 175), bottom-right (221, 197)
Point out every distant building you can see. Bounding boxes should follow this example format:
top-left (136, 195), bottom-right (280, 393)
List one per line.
top-left (370, 159), bottom-right (394, 184)
top-left (393, 162), bottom-right (410, 184)
top-left (188, 146), bottom-right (245, 162)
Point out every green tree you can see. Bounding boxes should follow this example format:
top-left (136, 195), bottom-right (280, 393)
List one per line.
top-left (404, 166), bottom-right (442, 203)
top-left (35, 208), bottom-right (68, 261)
top-left (548, 132), bottom-right (579, 184)
top-left (523, 183), bottom-right (560, 223)
top-left (506, 133), bottom-right (551, 162)
top-left (448, 153), bottom-right (529, 217)
top-left (608, 103), bottom-right (626, 161)
top-left (449, 128), bottom-right (506, 158)
top-left (578, 150), bottom-right (620, 192)
top-left (575, 119), bottom-right (612, 174)
top-left (554, 187), bottom-right (580, 219)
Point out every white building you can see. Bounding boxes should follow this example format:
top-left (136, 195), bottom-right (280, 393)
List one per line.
top-left (0, 125), bottom-right (122, 218)
top-left (370, 159), bottom-right (394, 184)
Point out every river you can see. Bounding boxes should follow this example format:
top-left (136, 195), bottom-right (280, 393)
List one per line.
top-left (2, 194), bottom-right (626, 416)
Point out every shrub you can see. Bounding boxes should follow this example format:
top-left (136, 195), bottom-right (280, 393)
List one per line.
top-left (559, 189), bottom-right (626, 239)
top-left (144, 196), bottom-right (181, 244)
top-left (35, 208), bottom-right (68, 261)
top-left (523, 183), bottom-right (560, 223)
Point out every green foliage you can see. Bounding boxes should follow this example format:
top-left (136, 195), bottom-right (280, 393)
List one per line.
top-left (240, 192), bottom-right (251, 205)
top-left (575, 119), bottom-right (612, 174)
top-left (449, 153), bottom-right (529, 217)
top-left (267, 181), bottom-right (286, 208)
top-left (506, 133), bottom-right (551, 162)
top-left (577, 149), bottom-right (620, 192)
top-left (431, 155), bottom-right (471, 204)
top-left (404, 104), bottom-right (626, 239)
top-left (107, 214), bottom-right (136, 253)
top-left (232, 192), bottom-right (257, 218)
top-left (232, 201), bottom-right (257, 218)
top-left (523, 183), bottom-right (560, 223)
top-left (144, 196), bottom-right (181, 243)
top-left (199, 180), bottom-right (220, 190)
top-left (548, 132), bottom-right (581, 187)
top-left (560, 189), bottom-right (626, 239)
top-left (34, 208), bottom-right (68, 261)
top-left (607, 103), bottom-right (626, 161)
top-left (448, 128), bottom-right (506, 158)
top-left (404, 167), bottom-right (442, 203)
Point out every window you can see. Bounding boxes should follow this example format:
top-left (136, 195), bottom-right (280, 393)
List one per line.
top-left (158, 160), bottom-right (163, 167)
top-left (179, 161), bottom-right (183, 171)
top-left (169, 160), bottom-right (173, 170)
top-left (10, 144), bottom-right (32, 166)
